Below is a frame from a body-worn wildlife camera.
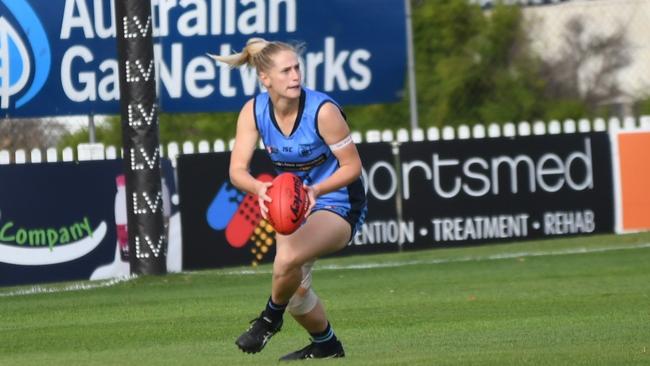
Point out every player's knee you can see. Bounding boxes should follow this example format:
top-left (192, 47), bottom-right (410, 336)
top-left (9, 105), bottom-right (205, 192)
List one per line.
top-left (273, 255), bottom-right (302, 280)
top-left (287, 288), bottom-right (318, 315)
top-left (274, 250), bottom-right (305, 274)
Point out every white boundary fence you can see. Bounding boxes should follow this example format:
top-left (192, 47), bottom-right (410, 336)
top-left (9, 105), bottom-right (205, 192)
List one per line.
top-left (1, 116), bottom-right (649, 166)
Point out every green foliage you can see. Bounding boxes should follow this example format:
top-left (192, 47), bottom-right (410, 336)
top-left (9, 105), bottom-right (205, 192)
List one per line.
top-left (412, 1), bottom-right (552, 126)
top-left (344, 100), bottom-right (410, 132)
top-left (58, 119), bottom-right (120, 149)
top-left (157, 111), bottom-right (239, 144)
top-left (58, 112), bottom-right (239, 149)
top-left (542, 99), bottom-right (590, 121)
top-left (634, 96), bottom-right (650, 115)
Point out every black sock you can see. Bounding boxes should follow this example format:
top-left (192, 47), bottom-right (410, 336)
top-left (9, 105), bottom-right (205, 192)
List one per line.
top-left (309, 322), bottom-right (338, 348)
top-left (263, 296), bottom-right (286, 326)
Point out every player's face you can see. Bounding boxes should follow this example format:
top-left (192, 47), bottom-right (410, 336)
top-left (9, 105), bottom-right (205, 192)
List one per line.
top-left (262, 50), bottom-right (302, 99)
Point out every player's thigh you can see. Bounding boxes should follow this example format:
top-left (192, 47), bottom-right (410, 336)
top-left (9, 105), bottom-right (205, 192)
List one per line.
top-left (275, 210), bottom-right (351, 265)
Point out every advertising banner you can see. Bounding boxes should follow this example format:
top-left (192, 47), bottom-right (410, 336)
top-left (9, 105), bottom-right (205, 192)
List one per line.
top-left (178, 150), bottom-right (275, 269)
top-left (178, 143), bottom-right (397, 269)
top-left (178, 133), bottom-right (614, 269)
top-left (0, 0), bottom-right (406, 118)
top-left (397, 132), bottom-right (614, 249)
top-left (0, 159), bottom-right (178, 287)
top-left (348, 143), bottom-right (400, 254)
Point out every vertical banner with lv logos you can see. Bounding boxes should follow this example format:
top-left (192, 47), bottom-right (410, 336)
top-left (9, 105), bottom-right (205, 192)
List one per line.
top-left (116, 0), bottom-right (166, 275)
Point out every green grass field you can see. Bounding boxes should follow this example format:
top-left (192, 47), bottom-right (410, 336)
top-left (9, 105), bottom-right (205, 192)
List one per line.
top-left (1, 232), bottom-right (649, 365)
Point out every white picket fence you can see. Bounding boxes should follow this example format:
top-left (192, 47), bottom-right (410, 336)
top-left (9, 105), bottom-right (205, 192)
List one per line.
top-left (1, 116), bottom-right (648, 166)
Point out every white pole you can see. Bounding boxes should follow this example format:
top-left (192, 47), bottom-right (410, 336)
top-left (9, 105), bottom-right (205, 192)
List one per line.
top-left (404, 0), bottom-right (419, 130)
top-left (88, 113), bottom-right (96, 143)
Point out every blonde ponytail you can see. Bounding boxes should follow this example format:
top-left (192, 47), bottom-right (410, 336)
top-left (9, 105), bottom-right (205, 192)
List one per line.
top-left (208, 38), bottom-right (297, 73)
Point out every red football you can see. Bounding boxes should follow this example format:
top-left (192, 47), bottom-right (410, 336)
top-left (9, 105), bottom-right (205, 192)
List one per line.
top-left (266, 173), bottom-right (310, 235)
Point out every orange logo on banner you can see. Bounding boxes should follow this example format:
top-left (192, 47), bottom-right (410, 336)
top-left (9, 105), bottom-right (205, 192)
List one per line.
top-left (618, 132), bottom-right (650, 230)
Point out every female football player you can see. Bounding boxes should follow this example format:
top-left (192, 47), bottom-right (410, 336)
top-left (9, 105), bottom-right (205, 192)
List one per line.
top-left (210, 38), bottom-right (367, 361)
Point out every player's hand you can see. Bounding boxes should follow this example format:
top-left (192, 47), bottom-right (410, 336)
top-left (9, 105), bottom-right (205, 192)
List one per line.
top-left (303, 184), bottom-right (319, 218)
top-left (255, 181), bottom-right (272, 219)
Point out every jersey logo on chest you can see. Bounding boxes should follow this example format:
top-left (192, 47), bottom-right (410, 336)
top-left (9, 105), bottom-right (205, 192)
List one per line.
top-left (299, 144), bottom-right (312, 157)
top-left (270, 144), bottom-right (313, 157)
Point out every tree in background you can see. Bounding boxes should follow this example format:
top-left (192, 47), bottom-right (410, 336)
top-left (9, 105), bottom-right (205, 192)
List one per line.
top-left (302, 1), bottom-right (541, 131)
top-left (0, 119), bottom-right (67, 153)
top-left (537, 15), bottom-right (631, 119)
top-left (634, 97), bottom-right (650, 116)
top-left (401, 0), bottom-right (633, 127)
top-left (412, 1), bottom-right (546, 126)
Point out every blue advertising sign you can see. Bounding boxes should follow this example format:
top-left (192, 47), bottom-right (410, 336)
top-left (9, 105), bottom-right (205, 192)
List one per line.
top-left (0, 159), bottom-right (177, 287)
top-left (0, 0), bottom-right (406, 118)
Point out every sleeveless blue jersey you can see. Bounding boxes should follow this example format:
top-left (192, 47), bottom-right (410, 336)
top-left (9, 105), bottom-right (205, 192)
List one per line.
top-left (254, 87), bottom-right (366, 230)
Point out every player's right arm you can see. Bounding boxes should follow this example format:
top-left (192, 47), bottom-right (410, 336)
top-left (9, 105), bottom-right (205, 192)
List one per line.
top-left (229, 99), bottom-right (272, 217)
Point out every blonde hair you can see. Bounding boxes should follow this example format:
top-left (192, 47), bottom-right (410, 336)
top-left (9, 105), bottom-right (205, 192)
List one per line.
top-left (208, 38), bottom-right (298, 73)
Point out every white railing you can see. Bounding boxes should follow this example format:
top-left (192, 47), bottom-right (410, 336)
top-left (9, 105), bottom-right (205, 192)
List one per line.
top-left (441, 126), bottom-right (455, 140)
top-left (396, 128), bottom-right (409, 143)
top-left (457, 125), bottom-right (471, 139)
top-left (411, 128), bottom-right (425, 141)
top-left (472, 124), bottom-right (486, 138)
top-left (488, 123), bottom-right (501, 138)
top-left (427, 126), bottom-right (440, 141)
top-left (1, 116), bottom-right (648, 166)
top-left (503, 122), bottom-right (516, 137)
top-left (518, 121), bottom-right (531, 136)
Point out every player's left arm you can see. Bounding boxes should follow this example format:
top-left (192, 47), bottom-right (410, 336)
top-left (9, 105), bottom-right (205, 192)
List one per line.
top-left (308, 102), bottom-right (362, 200)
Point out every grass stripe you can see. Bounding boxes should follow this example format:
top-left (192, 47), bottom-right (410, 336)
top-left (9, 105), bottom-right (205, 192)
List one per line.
top-left (3, 240), bottom-right (649, 298)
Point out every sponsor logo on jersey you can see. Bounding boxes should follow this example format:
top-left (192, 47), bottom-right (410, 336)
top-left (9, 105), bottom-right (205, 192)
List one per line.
top-left (299, 144), bottom-right (313, 157)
